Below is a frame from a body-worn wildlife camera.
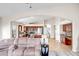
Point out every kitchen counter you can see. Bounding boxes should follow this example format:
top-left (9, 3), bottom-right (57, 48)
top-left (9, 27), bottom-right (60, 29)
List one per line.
top-left (60, 34), bottom-right (72, 45)
top-left (65, 36), bottom-right (72, 45)
top-left (65, 36), bottom-right (72, 40)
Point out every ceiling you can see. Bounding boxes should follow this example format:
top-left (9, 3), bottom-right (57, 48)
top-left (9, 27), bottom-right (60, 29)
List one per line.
top-left (15, 15), bottom-right (53, 24)
top-left (0, 3), bottom-right (79, 17)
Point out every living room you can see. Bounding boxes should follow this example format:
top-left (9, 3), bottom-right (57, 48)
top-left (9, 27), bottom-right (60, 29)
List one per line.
top-left (0, 3), bottom-right (79, 56)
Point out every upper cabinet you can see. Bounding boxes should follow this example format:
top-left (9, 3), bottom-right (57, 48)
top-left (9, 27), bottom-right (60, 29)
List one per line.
top-left (18, 24), bottom-right (43, 38)
top-left (63, 23), bottom-right (72, 32)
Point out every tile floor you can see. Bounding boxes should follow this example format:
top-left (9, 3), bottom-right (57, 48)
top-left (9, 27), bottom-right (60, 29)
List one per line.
top-left (49, 38), bottom-right (79, 56)
top-left (0, 39), bottom-right (79, 56)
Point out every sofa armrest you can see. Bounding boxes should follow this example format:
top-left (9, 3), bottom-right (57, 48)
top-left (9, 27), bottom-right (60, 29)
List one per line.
top-left (8, 45), bottom-right (15, 56)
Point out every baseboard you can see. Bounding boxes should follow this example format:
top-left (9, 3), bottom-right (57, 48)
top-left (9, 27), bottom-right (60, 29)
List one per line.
top-left (72, 49), bottom-right (79, 52)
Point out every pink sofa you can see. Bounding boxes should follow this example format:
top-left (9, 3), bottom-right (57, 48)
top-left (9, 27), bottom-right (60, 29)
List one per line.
top-left (8, 37), bottom-right (41, 56)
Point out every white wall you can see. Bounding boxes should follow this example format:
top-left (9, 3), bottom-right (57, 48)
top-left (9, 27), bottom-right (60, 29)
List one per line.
top-left (1, 4), bottom-right (79, 52)
top-left (55, 17), bottom-right (61, 42)
top-left (0, 18), bottom-right (2, 39)
top-left (44, 19), bottom-right (55, 38)
top-left (61, 20), bottom-right (72, 25)
top-left (1, 18), bottom-right (11, 39)
top-left (72, 17), bottom-right (79, 52)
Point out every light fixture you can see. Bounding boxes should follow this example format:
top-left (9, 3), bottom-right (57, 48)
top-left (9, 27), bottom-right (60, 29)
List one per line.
top-left (25, 3), bottom-right (32, 8)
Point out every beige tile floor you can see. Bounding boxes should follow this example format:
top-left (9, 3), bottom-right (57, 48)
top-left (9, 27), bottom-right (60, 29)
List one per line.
top-left (49, 38), bottom-right (72, 52)
top-left (48, 38), bottom-right (79, 56)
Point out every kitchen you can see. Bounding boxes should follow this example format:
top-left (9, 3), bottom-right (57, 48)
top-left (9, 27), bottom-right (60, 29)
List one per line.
top-left (60, 21), bottom-right (72, 46)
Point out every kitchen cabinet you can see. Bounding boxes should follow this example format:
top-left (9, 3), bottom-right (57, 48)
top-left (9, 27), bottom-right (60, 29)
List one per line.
top-left (65, 37), bottom-right (72, 45)
top-left (63, 23), bottom-right (72, 32)
top-left (18, 25), bottom-right (43, 38)
top-left (62, 23), bottom-right (72, 45)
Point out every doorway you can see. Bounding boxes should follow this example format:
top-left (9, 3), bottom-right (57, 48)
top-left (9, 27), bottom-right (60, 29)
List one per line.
top-left (60, 23), bottom-right (72, 49)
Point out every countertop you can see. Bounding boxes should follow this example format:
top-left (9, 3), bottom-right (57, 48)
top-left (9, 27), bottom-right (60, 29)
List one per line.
top-left (65, 36), bottom-right (72, 40)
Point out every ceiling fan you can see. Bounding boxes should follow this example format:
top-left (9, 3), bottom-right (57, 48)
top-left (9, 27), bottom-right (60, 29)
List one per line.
top-left (25, 3), bottom-right (32, 8)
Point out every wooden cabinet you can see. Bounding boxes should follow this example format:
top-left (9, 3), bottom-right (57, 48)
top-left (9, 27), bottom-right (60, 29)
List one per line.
top-left (63, 23), bottom-right (72, 32)
top-left (18, 25), bottom-right (22, 32)
top-left (63, 23), bottom-right (72, 45)
top-left (18, 25), bottom-right (43, 38)
top-left (63, 25), bottom-right (66, 31)
top-left (65, 37), bottom-right (72, 45)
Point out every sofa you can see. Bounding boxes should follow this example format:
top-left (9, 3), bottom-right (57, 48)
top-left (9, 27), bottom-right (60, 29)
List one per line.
top-left (0, 39), bottom-right (14, 56)
top-left (8, 37), bottom-right (41, 56)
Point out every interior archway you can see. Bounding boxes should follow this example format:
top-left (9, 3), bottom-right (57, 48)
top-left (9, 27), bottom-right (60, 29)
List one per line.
top-left (11, 15), bottom-right (73, 53)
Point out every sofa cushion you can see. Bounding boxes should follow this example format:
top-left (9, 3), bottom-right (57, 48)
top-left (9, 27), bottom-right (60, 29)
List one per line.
top-left (12, 47), bottom-right (25, 56)
top-left (18, 37), bottom-right (27, 45)
top-left (24, 47), bottom-right (35, 56)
